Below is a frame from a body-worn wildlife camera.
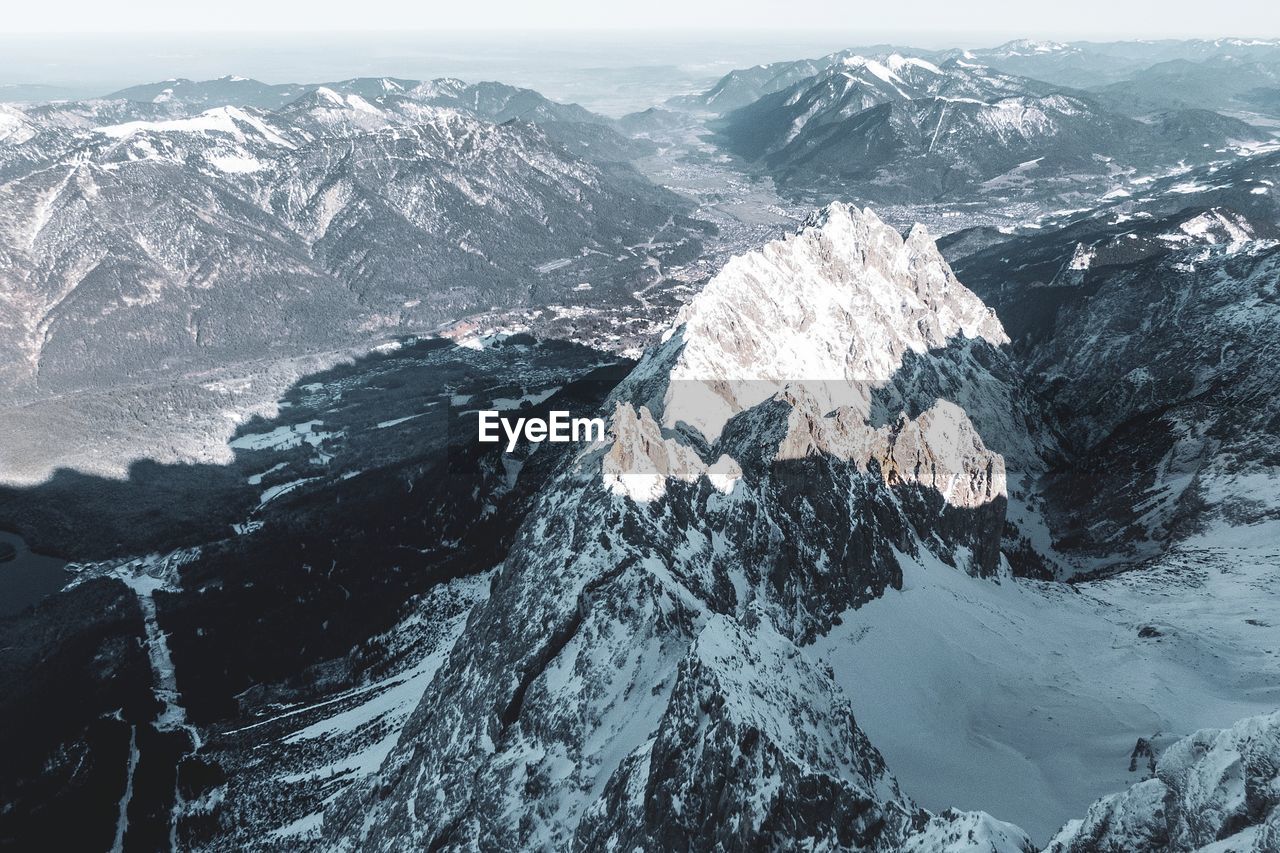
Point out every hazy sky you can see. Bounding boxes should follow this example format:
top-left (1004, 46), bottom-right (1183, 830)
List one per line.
top-left (2, 0), bottom-right (1277, 113)
top-left (3, 0), bottom-right (1277, 39)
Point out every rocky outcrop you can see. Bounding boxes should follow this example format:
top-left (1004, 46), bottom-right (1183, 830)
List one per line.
top-left (661, 202), bottom-right (1009, 443)
top-left (609, 203), bottom-right (1018, 519)
top-left (602, 402), bottom-right (741, 502)
top-left (1045, 711), bottom-right (1280, 853)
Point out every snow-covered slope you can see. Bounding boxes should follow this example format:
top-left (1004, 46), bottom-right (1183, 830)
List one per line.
top-left (904, 809), bottom-right (1037, 853)
top-left (576, 612), bottom-right (921, 851)
top-left (812, 527), bottom-right (1280, 841)
top-left (0, 104), bottom-right (37, 146)
top-left (318, 204), bottom-right (1061, 849)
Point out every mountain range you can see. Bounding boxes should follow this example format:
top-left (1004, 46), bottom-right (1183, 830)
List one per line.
top-left (679, 39), bottom-right (1280, 114)
top-left (4, 200), bottom-right (1277, 849)
top-left (2, 37), bottom-right (1280, 853)
top-left (712, 53), bottom-right (1269, 203)
top-left (0, 77), bottom-right (709, 398)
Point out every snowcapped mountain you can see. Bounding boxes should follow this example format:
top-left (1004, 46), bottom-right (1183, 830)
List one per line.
top-left (715, 54), bottom-right (1268, 203)
top-left (2, 75), bottom-right (639, 172)
top-left (397, 77), bottom-right (607, 126)
top-left (268, 79), bottom-right (647, 162)
top-left (676, 39), bottom-right (1280, 117)
top-left (669, 53), bottom-right (850, 114)
top-left (964, 38), bottom-right (1280, 92)
top-left (304, 200), bottom-right (1280, 849)
top-left (4, 37), bottom-right (1280, 853)
top-left (1, 183), bottom-right (1276, 850)
top-left (0, 83), bottom-right (706, 397)
top-left (986, 40), bottom-right (1075, 58)
top-left (0, 204), bottom-right (1049, 850)
top-left (309, 204), bottom-right (1056, 849)
top-left (718, 54), bottom-right (1049, 161)
top-left (99, 75), bottom-right (611, 129)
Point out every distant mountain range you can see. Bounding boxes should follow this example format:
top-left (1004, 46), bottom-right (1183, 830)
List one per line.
top-left (0, 77), bottom-right (710, 397)
top-left (675, 38), bottom-right (1280, 114)
top-left (709, 53), bottom-right (1270, 203)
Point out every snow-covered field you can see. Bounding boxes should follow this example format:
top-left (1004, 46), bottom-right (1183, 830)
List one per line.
top-left (815, 521), bottom-right (1280, 841)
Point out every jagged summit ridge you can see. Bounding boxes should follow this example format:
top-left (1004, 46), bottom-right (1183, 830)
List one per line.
top-left (604, 203), bottom-right (1011, 507)
top-left (662, 202), bottom-right (1008, 441)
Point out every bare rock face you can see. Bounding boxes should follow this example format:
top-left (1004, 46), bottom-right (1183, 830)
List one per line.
top-left (776, 391), bottom-right (1006, 510)
top-left (602, 402), bottom-right (741, 502)
top-left (323, 204), bottom-right (1038, 849)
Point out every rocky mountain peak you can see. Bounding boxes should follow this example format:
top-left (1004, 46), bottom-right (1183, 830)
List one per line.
top-left (322, 201), bottom-right (1030, 849)
top-left (600, 203), bottom-right (1013, 518)
top-left (659, 202), bottom-right (1007, 442)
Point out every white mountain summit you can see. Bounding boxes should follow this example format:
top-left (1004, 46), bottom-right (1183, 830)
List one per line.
top-left (606, 203), bottom-right (1010, 509)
